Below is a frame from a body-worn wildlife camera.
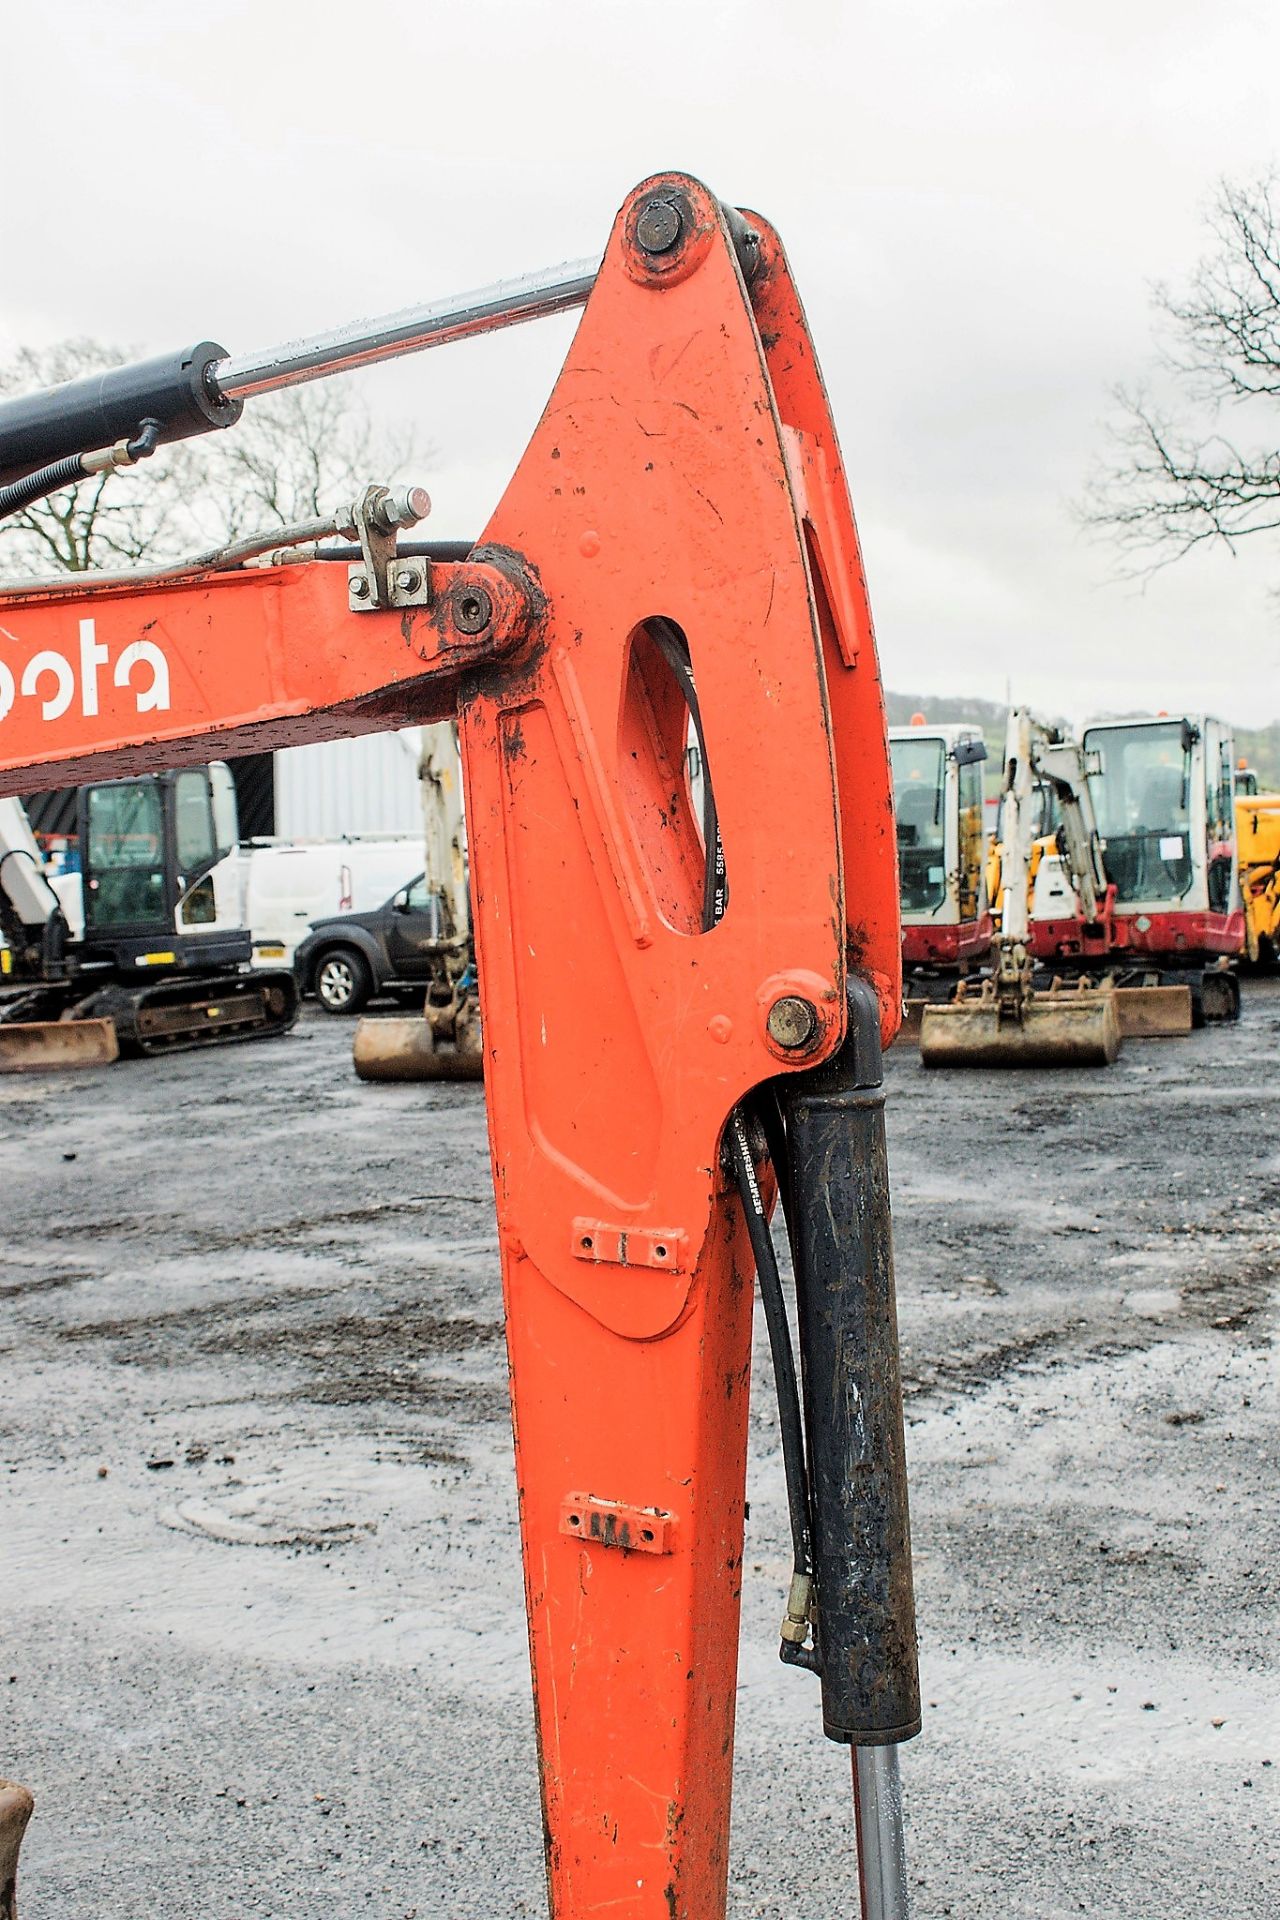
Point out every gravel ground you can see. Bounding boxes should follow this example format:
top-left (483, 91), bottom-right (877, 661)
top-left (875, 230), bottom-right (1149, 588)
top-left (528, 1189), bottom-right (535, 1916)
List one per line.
top-left (2, 984), bottom-right (1278, 1918)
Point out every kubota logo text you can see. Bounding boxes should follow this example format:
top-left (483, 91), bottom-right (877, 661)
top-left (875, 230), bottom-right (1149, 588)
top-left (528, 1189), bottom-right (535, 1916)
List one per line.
top-left (0, 619), bottom-right (171, 727)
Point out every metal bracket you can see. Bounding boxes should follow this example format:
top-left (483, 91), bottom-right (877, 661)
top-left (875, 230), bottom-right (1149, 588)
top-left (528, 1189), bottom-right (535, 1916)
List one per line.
top-left (571, 1219), bottom-right (688, 1273)
top-left (559, 1494), bottom-right (673, 1555)
top-left (345, 482), bottom-right (433, 611)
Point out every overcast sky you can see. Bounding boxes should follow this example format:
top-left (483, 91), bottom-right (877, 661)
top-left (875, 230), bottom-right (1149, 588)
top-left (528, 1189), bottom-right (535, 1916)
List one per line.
top-left (3, 1), bottom-right (1278, 727)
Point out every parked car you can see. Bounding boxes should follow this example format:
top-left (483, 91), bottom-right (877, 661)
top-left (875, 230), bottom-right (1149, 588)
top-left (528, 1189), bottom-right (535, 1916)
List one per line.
top-left (294, 874), bottom-right (443, 1014)
top-left (245, 835), bottom-right (422, 968)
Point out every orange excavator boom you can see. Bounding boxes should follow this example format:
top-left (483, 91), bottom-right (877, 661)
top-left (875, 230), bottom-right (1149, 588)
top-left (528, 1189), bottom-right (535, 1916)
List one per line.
top-left (0, 174), bottom-right (914, 1920)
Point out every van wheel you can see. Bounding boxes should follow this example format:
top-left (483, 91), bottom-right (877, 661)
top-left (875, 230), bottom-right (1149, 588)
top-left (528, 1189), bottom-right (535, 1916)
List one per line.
top-left (314, 948), bottom-right (372, 1015)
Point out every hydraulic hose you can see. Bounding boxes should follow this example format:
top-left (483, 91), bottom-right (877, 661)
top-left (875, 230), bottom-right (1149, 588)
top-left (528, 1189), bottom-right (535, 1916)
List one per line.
top-left (0, 454), bottom-right (88, 520)
top-left (0, 418), bottom-right (162, 525)
top-left (726, 1108), bottom-right (815, 1603)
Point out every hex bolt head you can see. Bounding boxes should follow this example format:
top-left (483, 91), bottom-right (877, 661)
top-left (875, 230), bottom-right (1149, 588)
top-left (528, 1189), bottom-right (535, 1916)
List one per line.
top-left (636, 197), bottom-right (683, 255)
top-left (453, 584), bottom-right (493, 634)
top-left (350, 573), bottom-right (370, 599)
top-left (397, 567), bottom-right (422, 594)
top-left (767, 995), bottom-right (819, 1050)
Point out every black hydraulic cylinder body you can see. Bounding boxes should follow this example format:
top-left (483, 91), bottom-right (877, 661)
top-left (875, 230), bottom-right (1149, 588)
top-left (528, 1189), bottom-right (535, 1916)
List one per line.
top-left (776, 976), bottom-right (921, 1747)
top-left (0, 343), bottom-right (240, 484)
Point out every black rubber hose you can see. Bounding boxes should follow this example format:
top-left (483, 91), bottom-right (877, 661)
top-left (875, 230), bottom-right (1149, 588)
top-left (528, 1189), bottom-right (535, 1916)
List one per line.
top-left (315, 539), bottom-right (475, 563)
top-left (727, 1108), bottom-right (814, 1580)
top-left (0, 453), bottom-right (88, 521)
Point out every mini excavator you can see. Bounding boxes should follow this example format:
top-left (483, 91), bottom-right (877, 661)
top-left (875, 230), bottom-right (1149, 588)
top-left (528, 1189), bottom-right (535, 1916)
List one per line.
top-left (0, 767), bottom-right (297, 1069)
top-left (1043, 712), bottom-right (1243, 1025)
top-left (920, 708), bottom-right (1121, 1066)
top-left (0, 177), bottom-right (917, 1919)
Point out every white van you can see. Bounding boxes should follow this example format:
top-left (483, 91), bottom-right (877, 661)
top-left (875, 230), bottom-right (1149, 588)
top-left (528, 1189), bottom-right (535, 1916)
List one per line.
top-left (245, 837), bottom-right (423, 967)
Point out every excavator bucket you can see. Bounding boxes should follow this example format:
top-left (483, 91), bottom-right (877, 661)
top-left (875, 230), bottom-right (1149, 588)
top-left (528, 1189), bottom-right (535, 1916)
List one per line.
top-left (920, 981), bottom-right (1121, 1068)
top-left (351, 1002), bottom-right (483, 1082)
top-left (0, 1779), bottom-right (34, 1920)
top-left (0, 1016), bottom-right (118, 1073)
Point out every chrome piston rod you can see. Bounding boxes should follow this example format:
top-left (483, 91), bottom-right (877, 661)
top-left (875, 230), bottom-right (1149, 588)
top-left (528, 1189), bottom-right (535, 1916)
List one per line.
top-left (0, 255), bottom-right (599, 487)
top-left (853, 1747), bottom-right (910, 1920)
top-left (209, 255), bottom-right (601, 403)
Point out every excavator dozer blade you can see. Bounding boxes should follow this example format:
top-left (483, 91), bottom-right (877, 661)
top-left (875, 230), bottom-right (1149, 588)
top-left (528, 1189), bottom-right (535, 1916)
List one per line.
top-left (0, 1017), bottom-right (119, 1074)
top-left (1113, 983), bottom-right (1194, 1037)
top-left (919, 990), bottom-right (1121, 1069)
top-left (352, 1012), bottom-right (484, 1083)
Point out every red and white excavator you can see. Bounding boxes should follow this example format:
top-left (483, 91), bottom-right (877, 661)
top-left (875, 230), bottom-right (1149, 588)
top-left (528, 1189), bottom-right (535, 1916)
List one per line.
top-left (1030, 712), bottom-right (1243, 1025)
top-left (0, 175), bottom-right (915, 1920)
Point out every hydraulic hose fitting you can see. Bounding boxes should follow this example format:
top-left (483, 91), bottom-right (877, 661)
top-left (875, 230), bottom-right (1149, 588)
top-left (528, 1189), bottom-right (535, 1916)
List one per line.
top-left (780, 1569), bottom-right (813, 1646)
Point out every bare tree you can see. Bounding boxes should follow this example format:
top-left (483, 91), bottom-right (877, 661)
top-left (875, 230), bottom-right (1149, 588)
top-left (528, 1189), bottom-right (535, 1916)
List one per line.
top-left (182, 378), bottom-right (419, 550)
top-left (1083, 176), bottom-right (1280, 568)
top-left (0, 339), bottom-right (419, 577)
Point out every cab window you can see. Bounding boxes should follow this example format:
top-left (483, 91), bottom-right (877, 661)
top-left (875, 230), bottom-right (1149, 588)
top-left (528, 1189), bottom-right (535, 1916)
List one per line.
top-left (891, 737), bottom-right (947, 913)
top-left (175, 771), bottom-right (216, 874)
top-left (85, 781), bottom-right (165, 929)
top-left (1085, 721), bottom-right (1193, 906)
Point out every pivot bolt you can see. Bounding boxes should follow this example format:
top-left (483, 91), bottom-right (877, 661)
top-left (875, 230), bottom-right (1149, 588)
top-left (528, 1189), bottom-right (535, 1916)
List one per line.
top-left (453, 584), bottom-right (493, 634)
top-left (767, 995), bottom-right (819, 1051)
top-left (636, 197), bottom-right (683, 255)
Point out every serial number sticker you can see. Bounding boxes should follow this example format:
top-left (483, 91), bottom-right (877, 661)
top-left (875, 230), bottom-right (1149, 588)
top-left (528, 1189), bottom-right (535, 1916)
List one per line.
top-left (1159, 835), bottom-right (1185, 860)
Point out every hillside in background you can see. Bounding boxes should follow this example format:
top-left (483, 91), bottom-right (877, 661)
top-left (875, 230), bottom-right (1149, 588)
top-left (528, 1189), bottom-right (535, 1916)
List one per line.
top-left (885, 692), bottom-right (1280, 790)
top-left (1231, 720), bottom-right (1280, 789)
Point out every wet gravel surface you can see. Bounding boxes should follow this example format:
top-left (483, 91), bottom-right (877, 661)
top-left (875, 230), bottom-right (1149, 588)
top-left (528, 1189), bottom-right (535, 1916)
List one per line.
top-left (2, 986), bottom-right (1278, 1917)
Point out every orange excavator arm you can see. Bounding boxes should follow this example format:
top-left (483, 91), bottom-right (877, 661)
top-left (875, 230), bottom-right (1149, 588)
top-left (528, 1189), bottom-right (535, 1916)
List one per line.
top-left (0, 174), bottom-right (915, 1920)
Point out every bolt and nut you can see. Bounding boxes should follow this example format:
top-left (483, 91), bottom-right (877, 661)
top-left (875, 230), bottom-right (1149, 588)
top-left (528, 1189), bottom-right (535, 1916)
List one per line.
top-left (767, 996), bottom-right (819, 1051)
top-left (636, 197), bottom-right (683, 256)
top-left (453, 585), bottom-right (493, 634)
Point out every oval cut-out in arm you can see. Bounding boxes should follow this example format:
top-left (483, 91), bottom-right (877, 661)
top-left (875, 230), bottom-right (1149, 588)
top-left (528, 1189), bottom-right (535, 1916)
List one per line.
top-left (617, 617), bottom-right (727, 937)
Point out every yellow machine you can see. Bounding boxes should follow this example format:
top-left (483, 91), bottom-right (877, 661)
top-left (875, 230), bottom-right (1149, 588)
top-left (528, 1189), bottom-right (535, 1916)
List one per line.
top-left (1235, 786), bottom-right (1280, 967)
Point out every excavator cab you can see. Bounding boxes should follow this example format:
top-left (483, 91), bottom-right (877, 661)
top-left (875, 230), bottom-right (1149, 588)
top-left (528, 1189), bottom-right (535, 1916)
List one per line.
top-left (77, 764), bottom-right (248, 970)
top-left (1075, 715), bottom-right (1243, 1020)
top-left (889, 722), bottom-right (991, 967)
